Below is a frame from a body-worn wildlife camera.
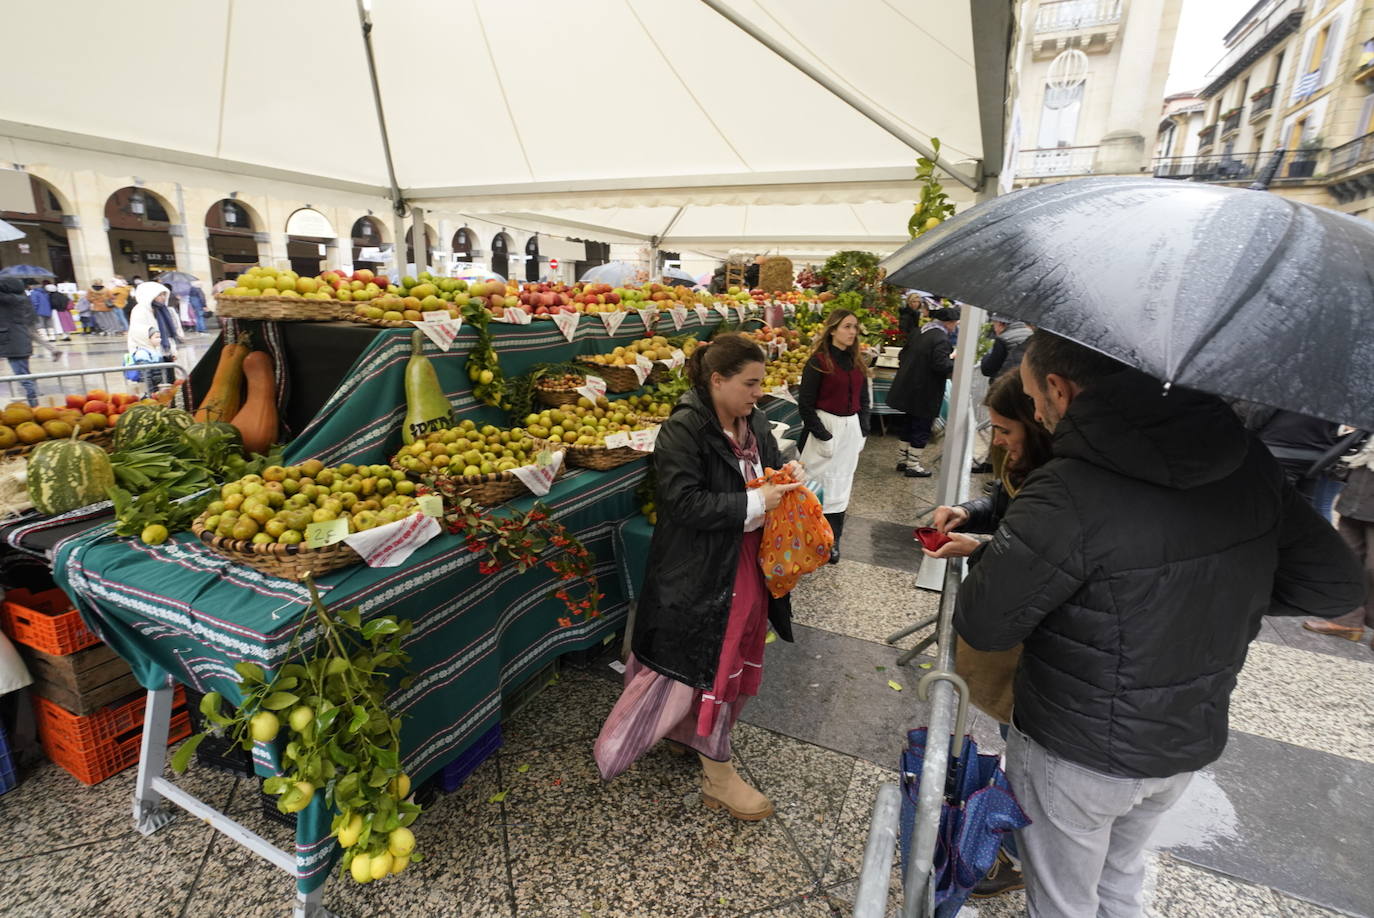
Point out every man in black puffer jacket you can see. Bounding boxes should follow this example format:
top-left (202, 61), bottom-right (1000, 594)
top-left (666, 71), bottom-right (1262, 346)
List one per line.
top-left (956, 331), bottom-right (1363, 918)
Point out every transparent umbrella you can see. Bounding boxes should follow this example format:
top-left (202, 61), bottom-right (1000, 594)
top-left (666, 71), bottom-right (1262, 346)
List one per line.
top-left (0, 220), bottom-right (24, 244)
top-left (882, 176), bottom-right (1374, 427)
top-left (579, 261), bottom-right (640, 286)
top-left (0, 264), bottom-right (55, 278)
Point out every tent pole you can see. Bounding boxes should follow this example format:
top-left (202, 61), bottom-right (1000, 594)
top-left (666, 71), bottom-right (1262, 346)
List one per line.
top-left (696, 0), bottom-right (980, 191)
top-left (355, 0), bottom-right (406, 215)
top-left (411, 205), bottom-right (426, 275)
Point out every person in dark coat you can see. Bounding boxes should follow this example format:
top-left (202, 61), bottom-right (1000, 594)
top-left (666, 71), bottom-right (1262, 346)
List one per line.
top-left (1303, 439), bottom-right (1374, 645)
top-left (979, 315), bottom-right (1032, 379)
top-left (594, 334), bottom-right (801, 820)
top-left (885, 305), bottom-right (958, 477)
top-left (956, 331), bottom-right (1364, 917)
top-left (0, 278), bottom-right (54, 405)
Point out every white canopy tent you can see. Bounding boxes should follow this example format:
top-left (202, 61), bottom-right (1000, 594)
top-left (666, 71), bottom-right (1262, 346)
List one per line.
top-left (0, 0), bottom-right (1015, 256)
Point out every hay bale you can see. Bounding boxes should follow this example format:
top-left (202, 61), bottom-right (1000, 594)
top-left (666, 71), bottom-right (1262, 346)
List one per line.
top-left (758, 256), bottom-right (794, 293)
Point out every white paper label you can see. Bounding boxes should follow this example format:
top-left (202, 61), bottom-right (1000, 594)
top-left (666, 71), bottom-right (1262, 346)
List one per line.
top-left (343, 512), bottom-right (441, 567)
top-left (660, 348), bottom-right (685, 370)
top-left (575, 374), bottom-right (607, 403)
top-left (491, 308), bottom-right (532, 325)
top-left (632, 354), bottom-right (654, 385)
top-left (668, 307), bottom-right (686, 330)
top-left (511, 448), bottom-right (564, 497)
top-left (628, 427), bottom-right (659, 452)
top-left (638, 308), bottom-right (658, 335)
top-left (598, 310), bottom-right (627, 336)
top-left (734, 305), bottom-right (748, 325)
top-left (305, 517), bottom-right (349, 548)
top-left (551, 309), bottom-right (579, 342)
top-left (715, 305), bottom-right (731, 321)
top-left (694, 306), bottom-right (711, 324)
top-left (768, 386), bottom-right (797, 403)
top-left (416, 494), bottom-right (444, 517)
top-left (603, 431), bottom-right (631, 449)
top-left (411, 317), bottom-right (462, 351)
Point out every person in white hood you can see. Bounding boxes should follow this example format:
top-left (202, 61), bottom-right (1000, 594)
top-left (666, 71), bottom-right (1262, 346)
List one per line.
top-left (127, 281), bottom-right (181, 391)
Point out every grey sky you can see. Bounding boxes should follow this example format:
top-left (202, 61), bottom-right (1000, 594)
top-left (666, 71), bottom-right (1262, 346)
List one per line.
top-left (1166, 0), bottom-right (1260, 95)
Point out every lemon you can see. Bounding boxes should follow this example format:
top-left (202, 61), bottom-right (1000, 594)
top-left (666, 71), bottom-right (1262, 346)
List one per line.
top-left (387, 826), bottom-right (415, 857)
top-left (369, 850), bottom-right (393, 880)
top-left (140, 524), bottom-right (169, 545)
top-left (478, 369), bottom-right (494, 385)
top-left (248, 711), bottom-right (280, 743)
top-left (350, 852), bottom-right (373, 883)
top-left (282, 781), bottom-right (314, 813)
top-left (390, 773), bottom-right (411, 799)
top-left (288, 706), bottom-right (314, 732)
top-left (338, 813), bottom-right (363, 848)
top-left (390, 854), bottom-right (409, 875)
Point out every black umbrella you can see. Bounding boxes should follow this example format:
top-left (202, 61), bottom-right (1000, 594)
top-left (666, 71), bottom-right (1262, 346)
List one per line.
top-left (881, 177), bottom-right (1374, 428)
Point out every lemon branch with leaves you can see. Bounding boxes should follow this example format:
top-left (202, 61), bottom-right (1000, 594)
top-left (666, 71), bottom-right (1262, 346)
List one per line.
top-left (908, 137), bottom-right (957, 238)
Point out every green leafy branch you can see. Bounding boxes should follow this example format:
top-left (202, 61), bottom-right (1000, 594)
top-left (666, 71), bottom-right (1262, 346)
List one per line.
top-left (908, 137), bottom-right (957, 238)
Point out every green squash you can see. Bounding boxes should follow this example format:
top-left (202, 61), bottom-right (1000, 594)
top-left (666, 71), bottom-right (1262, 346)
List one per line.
top-left (181, 421), bottom-right (244, 460)
top-left (27, 436), bottom-right (116, 515)
top-left (113, 404), bottom-right (194, 450)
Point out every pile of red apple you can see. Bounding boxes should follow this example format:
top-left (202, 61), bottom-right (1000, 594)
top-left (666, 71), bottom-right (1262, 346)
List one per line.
top-left (66, 390), bottom-right (141, 419)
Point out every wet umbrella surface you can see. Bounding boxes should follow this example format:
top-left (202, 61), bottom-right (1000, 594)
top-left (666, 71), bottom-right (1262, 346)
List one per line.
top-left (881, 177), bottom-right (1374, 428)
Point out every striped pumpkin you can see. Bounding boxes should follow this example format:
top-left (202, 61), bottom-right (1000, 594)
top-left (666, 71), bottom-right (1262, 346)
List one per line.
top-left (27, 436), bottom-right (117, 515)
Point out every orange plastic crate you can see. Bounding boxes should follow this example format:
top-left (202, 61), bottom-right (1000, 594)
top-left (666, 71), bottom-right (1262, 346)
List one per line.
top-left (1, 587), bottom-right (100, 655)
top-left (32, 685), bottom-right (186, 751)
top-left (41, 710), bottom-right (190, 785)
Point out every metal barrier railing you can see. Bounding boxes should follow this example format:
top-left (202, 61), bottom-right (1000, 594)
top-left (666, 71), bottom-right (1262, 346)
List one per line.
top-left (0, 362), bottom-right (193, 412)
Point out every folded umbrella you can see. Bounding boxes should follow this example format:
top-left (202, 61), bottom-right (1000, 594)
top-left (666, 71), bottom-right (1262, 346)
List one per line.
top-left (881, 177), bottom-right (1374, 428)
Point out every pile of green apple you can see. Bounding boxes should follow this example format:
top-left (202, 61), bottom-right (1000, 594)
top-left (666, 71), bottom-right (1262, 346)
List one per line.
top-left (620, 393), bottom-right (672, 420)
top-left (392, 419), bottom-right (545, 477)
top-left (523, 399), bottom-right (655, 447)
top-left (201, 460), bottom-right (421, 544)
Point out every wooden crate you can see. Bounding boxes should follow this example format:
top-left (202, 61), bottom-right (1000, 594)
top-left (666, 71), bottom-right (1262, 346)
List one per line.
top-left (21, 643), bottom-right (142, 716)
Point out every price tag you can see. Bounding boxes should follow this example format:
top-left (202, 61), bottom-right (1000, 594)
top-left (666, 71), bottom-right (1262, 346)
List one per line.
top-left (668, 306), bottom-right (686, 330)
top-left (575, 373), bottom-right (607, 404)
top-left (343, 512), bottom-right (441, 567)
top-left (638, 308), bottom-right (658, 335)
top-left (511, 448), bottom-right (565, 497)
top-left (551, 309), bottom-right (579, 342)
top-left (603, 431), bottom-right (631, 449)
top-left (598, 310), bottom-right (627, 336)
top-left (416, 494), bottom-right (444, 518)
top-left (305, 517), bottom-right (349, 548)
top-left (694, 305), bottom-right (711, 325)
top-left (411, 317), bottom-right (462, 351)
top-left (715, 305), bottom-right (732, 322)
top-left (632, 354), bottom-right (654, 385)
top-left (768, 386), bottom-right (797, 404)
top-left (491, 308), bottom-right (531, 325)
top-left (734, 305), bottom-right (748, 325)
top-left (661, 348), bottom-right (685, 370)
top-left (628, 426), bottom-right (659, 452)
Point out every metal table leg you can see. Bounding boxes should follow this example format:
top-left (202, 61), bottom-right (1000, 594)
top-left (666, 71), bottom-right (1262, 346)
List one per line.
top-left (133, 686), bottom-right (177, 836)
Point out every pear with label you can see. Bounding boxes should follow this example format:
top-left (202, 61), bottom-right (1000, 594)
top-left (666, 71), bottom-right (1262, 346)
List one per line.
top-left (402, 330), bottom-right (455, 445)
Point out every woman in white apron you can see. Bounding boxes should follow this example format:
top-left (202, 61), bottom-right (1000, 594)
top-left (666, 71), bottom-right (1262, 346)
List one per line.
top-left (797, 309), bottom-right (870, 563)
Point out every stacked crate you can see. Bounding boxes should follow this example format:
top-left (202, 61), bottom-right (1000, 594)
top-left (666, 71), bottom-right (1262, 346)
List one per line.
top-left (1, 587), bottom-right (188, 784)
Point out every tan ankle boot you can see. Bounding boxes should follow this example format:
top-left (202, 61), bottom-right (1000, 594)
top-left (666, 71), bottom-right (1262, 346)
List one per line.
top-left (699, 755), bottom-right (773, 820)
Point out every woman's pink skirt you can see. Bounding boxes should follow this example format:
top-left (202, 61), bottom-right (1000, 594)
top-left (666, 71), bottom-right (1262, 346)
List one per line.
top-left (594, 530), bottom-right (769, 780)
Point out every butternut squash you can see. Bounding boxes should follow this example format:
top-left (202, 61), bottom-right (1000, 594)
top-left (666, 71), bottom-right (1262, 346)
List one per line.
top-left (194, 333), bottom-right (252, 423)
top-left (232, 351), bottom-right (278, 456)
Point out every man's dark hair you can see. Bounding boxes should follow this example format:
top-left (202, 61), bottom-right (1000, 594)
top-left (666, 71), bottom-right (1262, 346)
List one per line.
top-left (1022, 330), bottom-right (1129, 389)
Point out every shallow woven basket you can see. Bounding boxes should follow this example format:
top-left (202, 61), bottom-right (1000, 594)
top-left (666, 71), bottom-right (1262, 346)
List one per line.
top-left (0, 427), bottom-right (114, 459)
top-left (564, 442), bottom-right (647, 470)
top-left (343, 312), bottom-right (412, 329)
top-left (191, 516), bottom-right (361, 580)
top-left (534, 383), bottom-right (583, 407)
top-left (629, 413), bottom-right (666, 425)
top-left (390, 439), bottom-right (563, 507)
top-left (215, 296), bottom-right (343, 322)
top-left (574, 359), bottom-right (665, 393)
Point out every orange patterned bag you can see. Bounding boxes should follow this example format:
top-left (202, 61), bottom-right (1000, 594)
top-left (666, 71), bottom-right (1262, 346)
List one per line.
top-left (750, 467), bottom-right (834, 598)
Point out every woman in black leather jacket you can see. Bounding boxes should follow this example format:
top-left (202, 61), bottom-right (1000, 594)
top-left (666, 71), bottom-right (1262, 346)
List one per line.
top-left (595, 334), bottom-right (802, 820)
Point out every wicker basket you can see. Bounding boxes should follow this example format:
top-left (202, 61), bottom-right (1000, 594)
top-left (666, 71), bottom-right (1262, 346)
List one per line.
top-left (564, 442), bottom-right (647, 470)
top-left (191, 516), bottom-right (361, 580)
top-left (0, 427), bottom-right (114, 460)
top-left (214, 295), bottom-right (344, 322)
top-left (343, 312), bottom-right (412, 329)
top-left (390, 439), bottom-right (564, 507)
top-left (574, 359), bottom-right (665, 393)
top-left (534, 383), bottom-right (583, 407)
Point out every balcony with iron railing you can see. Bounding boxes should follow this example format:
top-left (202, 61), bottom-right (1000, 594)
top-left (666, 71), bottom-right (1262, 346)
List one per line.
top-left (1220, 108), bottom-right (1244, 137)
top-left (1034, 0), bottom-right (1122, 34)
top-left (1250, 85), bottom-right (1277, 119)
top-left (1152, 149), bottom-right (1323, 183)
top-left (1017, 146), bottom-right (1101, 179)
top-left (1198, 124), bottom-right (1217, 149)
top-left (1329, 132), bottom-right (1374, 173)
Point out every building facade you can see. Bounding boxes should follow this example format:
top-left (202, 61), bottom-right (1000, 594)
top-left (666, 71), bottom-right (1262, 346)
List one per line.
top-left (1152, 0), bottom-right (1374, 219)
top-left (1014, 0), bottom-right (1185, 183)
